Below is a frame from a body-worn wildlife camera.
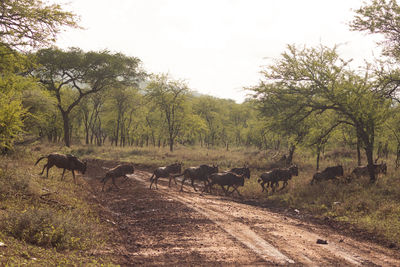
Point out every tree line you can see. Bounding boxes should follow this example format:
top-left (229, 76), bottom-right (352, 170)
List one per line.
top-left (2, 0), bottom-right (400, 183)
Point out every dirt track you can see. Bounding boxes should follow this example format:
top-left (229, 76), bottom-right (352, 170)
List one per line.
top-left (85, 159), bottom-right (400, 266)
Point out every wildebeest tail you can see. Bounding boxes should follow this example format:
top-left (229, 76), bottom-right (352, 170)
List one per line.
top-left (257, 178), bottom-right (262, 183)
top-left (149, 173), bottom-right (155, 182)
top-left (34, 155), bottom-right (48, 166)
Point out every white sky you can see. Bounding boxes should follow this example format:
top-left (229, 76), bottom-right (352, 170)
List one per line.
top-left (54, 0), bottom-right (382, 103)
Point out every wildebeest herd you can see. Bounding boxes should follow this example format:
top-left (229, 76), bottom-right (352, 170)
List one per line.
top-left (34, 153), bottom-right (388, 196)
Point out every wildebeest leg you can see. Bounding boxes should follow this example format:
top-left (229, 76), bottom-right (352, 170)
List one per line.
top-left (201, 181), bottom-right (210, 193)
top-left (101, 178), bottom-right (108, 192)
top-left (271, 181), bottom-right (277, 192)
top-left (191, 179), bottom-right (198, 192)
top-left (112, 176), bottom-right (120, 190)
top-left (40, 163), bottom-right (47, 175)
top-left (231, 185), bottom-right (242, 197)
top-left (71, 170), bottom-right (76, 184)
top-left (149, 174), bottom-right (155, 189)
top-left (279, 181), bottom-right (288, 191)
top-left (260, 182), bottom-right (266, 192)
top-left (61, 169), bottom-right (66, 180)
top-left (180, 178), bottom-right (186, 192)
top-left (220, 185), bottom-right (229, 196)
top-left (46, 163), bottom-right (54, 178)
top-left (170, 175), bottom-right (177, 186)
top-left (203, 180), bottom-right (209, 193)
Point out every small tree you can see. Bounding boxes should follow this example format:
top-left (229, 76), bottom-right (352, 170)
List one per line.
top-left (145, 74), bottom-right (189, 152)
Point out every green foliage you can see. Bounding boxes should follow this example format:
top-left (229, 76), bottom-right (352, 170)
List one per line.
top-left (350, 0), bottom-right (400, 58)
top-left (0, 90), bottom-right (25, 152)
top-left (251, 44), bottom-right (392, 180)
top-left (0, 0), bottom-right (78, 50)
top-left (35, 47), bottom-right (145, 147)
top-left (145, 74), bottom-right (189, 151)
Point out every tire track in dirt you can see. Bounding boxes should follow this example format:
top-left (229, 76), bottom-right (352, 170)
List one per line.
top-left (131, 172), bottom-right (293, 264)
top-left (131, 170), bottom-right (400, 266)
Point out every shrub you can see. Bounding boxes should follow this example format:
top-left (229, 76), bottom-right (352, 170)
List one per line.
top-left (1, 209), bottom-right (95, 250)
top-left (0, 168), bottom-right (30, 200)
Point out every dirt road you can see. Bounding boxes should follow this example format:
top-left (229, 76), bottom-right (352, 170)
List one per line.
top-left (85, 159), bottom-right (400, 266)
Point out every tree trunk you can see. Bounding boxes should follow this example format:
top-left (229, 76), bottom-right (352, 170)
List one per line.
top-left (316, 146), bottom-right (321, 171)
top-left (169, 134), bottom-right (174, 152)
top-left (357, 138), bottom-right (362, 166)
top-left (365, 144), bottom-right (376, 183)
top-left (61, 111), bottom-right (71, 147)
top-left (286, 144), bottom-right (296, 166)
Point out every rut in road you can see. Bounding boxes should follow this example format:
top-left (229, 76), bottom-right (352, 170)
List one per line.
top-left (131, 172), bottom-right (293, 264)
top-left (129, 170), bottom-right (400, 266)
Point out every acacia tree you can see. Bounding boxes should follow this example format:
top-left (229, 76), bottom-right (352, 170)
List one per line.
top-left (252, 81), bottom-right (311, 166)
top-left (252, 44), bottom-right (391, 182)
top-left (145, 74), bottom-right (189, 152)
top-left (350, 0), bottom-right (400, 101)
top-left (193, 96), bottom-right (222, 147)
top-left (35, 47), bottom-right (144, 147)
top-left (0, 0), bottom-right (78, 51)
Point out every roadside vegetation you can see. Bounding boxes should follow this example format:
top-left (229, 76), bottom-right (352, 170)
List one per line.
top-left (0, 144), bottom-right (117, 265)
top-left (1, 0), bottom-right (400, 263)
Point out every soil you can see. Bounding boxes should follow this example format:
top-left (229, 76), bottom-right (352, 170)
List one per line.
top-left (82, 158), bottom-right (400, 266)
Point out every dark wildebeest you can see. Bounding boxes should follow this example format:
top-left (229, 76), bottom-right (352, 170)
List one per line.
top-left (149, 162), bottom-right (182, 189)
top-left (351, 163), bottom-right (387, 178)
top-left (101, 164), bottom-right (134, 191)
top-left (35, 153), bottom-right (87, 184)
top-left (258, 165), bottom-right (298, 193)
top-left (207, 172), bottom-right (246, 197)
top-left (176, 164), bottom-right (218, 192)
top-left (310, 165), bottom-right (344, 185)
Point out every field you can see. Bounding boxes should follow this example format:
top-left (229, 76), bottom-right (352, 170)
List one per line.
top-left (0, 142), bottom-right (399, 265)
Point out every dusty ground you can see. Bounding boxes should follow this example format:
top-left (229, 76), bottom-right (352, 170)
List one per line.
top-left (83, 159), bottom-right (400, 266)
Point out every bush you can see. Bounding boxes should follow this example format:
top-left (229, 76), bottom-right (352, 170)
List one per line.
top-left (0, 168), bottom-right (30, 200)
top-left (1, 209), bottom-right (95, 250)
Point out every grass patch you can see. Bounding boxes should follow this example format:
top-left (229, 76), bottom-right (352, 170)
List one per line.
top-left (0, 145), bottom-right (115, 265)
top-left (1, 208), bottom-right (94, 250)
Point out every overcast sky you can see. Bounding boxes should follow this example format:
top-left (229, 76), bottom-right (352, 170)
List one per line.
top-left (54, 0), bottom-right (382, 103)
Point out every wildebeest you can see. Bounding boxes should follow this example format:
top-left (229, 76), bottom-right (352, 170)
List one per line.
top-left (176, 164), bottom-right (218, 192)
top-left (258, 165), bottom-right (298, 193)
top-left (207, 172), bottom-right (246, 197)
top-left (310, 165), bottom-right (344, 185)
top-left (101, 164), bottom-right (134, 191)
top-left (351, 163), bottom-right (387, 178)
top-left (149, 162), bottom-right (182, 189)
top-left (35, 153), bottom-right (87, 184)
